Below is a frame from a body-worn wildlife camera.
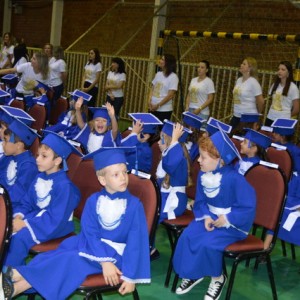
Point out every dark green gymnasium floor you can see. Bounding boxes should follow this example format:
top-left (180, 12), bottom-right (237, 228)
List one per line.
top-left (16, 224), bottom-right (300, 300)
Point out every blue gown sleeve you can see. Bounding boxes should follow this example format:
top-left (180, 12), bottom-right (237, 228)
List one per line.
top-left (162, 142), bottom-right (184, 175)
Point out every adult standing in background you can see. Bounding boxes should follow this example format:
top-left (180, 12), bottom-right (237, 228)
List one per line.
top-left (0, 52), bottom-right (49, 100)
top-left (185, 60), bottom-right (215, 121)
top-left (105, 57), bottom-right (126, 119)
top-left (148, 54), bottom-right (179, 123)
top-left (0, 32), bottom-right (15, 69)
top-left (229, 57), bottom-right (264, 130)
top-left (43, 43), bottom-right (54, 64)
top-left (49, 46), bottom-right (67, 107)
top-left (265, 61), bottom-right (299, 126)
top-left (12, 43), bottom-right (29, 68)
top-left (81, 48), bottom-right (102, 107)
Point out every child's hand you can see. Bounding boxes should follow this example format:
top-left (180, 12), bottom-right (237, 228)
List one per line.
top-left (13, 218), bottom-right (26, 233)
top-left (212, 215), bottom-right (227, 228)
top-left (204, 217), bottom-right (215, 231)
top-left (132, 120), bottom-right (143, 134)
top-left (171, 123), bottom-right (184, 144)
top-left (75, 97), bottom-right (83, 111)
top-left (118, 281), bottom-right (136, 295)
top-left (105, 102), bottom-right (115, 118)
top-left (101, 262), bottom-right (122, 286)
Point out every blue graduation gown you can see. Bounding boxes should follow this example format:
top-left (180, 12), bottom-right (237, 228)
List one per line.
top-left (120, 133), bottom-right (152, 173)
top-left (185, 141), bottom-right (199, 162)
top-left (158, 142), bottom-right (189, 222)
top-left (277, 173), bottom-right (300, 245)
top-left (234, 156), bottom-right (260, 175)
top-left (73, 123), bottom-right (121, 153)
top-left (45, 110), bottom-right (85, 140)
top-left (285, 142), bottom-right (300, 173)
top-left (173, 166), bottom-right (256, 279)
top-left (0, 150), bottom-right (38, 213)
top-left (17, 189), bottom-right (151, 300)
top-left (4, 170), bottom-right (80, 267)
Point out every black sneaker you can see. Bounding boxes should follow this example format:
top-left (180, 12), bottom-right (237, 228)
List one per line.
top-left (0, 272), bottom-right (14, 300)
top-left (176, 278), bottom-right (203, 295)
top-left (204, 274), bottom-right (227, 300)
top-left (150, 248), bottom-right (160, 261)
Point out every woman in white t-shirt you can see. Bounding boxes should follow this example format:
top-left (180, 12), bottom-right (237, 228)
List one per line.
top-left (265, 61), bottom-right (300, 126)
top-left (12, 43), bottom-right (29, 68)
top-left (0, 52), bottom-right (49, 108)
top-left (230, 57), bottom-right (264, 129)
top-left (148, 54), bottom-right (178, 123)
top-left (49, 46), bottom-right (67, 106)
top-left (81, 48), bottom-right (102, 107)
top-left (185, 60), bottom-right (215, 121)
top-left (0, 32), bottom-right (14, 69)
top-left (105, 57), bottom-right (126, 119)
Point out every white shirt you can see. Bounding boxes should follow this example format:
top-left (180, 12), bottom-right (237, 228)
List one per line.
top-left (267, 81), bottom-right (300, 120)
top-left (16, 62), bottom-right (49, 95)
top-left (84, 62), bottom-right (102, 87)
top-left (151, 71), bottom-right (179, 112)
top-left (49, 58), bottom-right (67, 87)
top-left (232, 76), bottom-right (262, 117)
top-left (187, 76), bottom-right (215, 115)
top-left (106, 71), bottom-right (126, 97)
top-left (0, 45), bottom-right (14, 68)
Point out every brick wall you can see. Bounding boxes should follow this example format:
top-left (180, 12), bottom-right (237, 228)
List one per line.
top-left (3, 0), bottom-right (300, 63)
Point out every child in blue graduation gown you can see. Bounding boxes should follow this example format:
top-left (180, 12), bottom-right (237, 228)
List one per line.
top-left (157, 120), bottom-right (192, 223)
top-left (173, 130), bottom-right (256, 300)
top-left (120, 120), bottom-right (153, 173)
top-left (1, 148), bottom-right (151, 300)
top-left (45, 97), bottom-right (87, 139)
top-left (74, 96), bottom-right (120, 153)
top-left (3, 132), bottom-right (82, 267)
top-left (234, 128), bottom-right (271, 175)
top-left (0, 119), bottom-right (38, 212)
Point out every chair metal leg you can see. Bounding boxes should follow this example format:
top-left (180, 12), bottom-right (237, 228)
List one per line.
top-left (291, 244), bottom-right (296, 260)
top-left (265, 255), bottom-right (278, 300)
top-left (225, 260), bottom-right (239, 300)
top-left (171, 274), bottom-right (179, 293)
top-left (133, 288), bottom-right (140, 300)
top-left (281, 240), bottom-right (287, 257)
top-left (164, 228), bottom-right (182, 288)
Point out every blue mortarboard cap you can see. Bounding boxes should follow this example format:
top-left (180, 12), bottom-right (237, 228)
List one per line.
top-left (35, 80), bottom-right (51, 92)
top-left (210, 127), bottom-right (241, 164)
top-left (244, 128), bottom-right (272, 149)
top-left (182, 111), bottom-right (206, 129)
top-left (89, 107), bottom-right (111, 125)
top-left (8, 119), bottom-right (38, 146)
top-left (0, 89), bottom-right (11, 98)
top-left (0, 105), bottom-right (35, 126)
top-left (83, 146), bottom-right (135, 171)
top-left (42, 130), bottom-right (83, 171)
top-left (240, 113), bottom-right (261, 123)
top-left (162, 120), bottom-right (192, 143)
top-left (1, 74), bottom-right (18, 85)
top-left (271, 118), bottom-right (297, 136)
top-left (206, 117), bottom-right (232, 136)
top-left (128, 112), bottom-right (163, 134)
top-left (68, 89), bottom-right (92, 103)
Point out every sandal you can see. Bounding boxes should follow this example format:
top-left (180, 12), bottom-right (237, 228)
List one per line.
top-left (1, 271), bottom-right (14, 300)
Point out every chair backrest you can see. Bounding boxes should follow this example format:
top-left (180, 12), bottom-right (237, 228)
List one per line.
top-left (266, 146), bottom-right (293, 182)
top-left (28, 104), bottom-right (46, 133)
top-left (29, 137), bottom-right (40, 158)
top-left (49, 97), bottom-right (68, 125)
top-left (10, 99), bottom-right (25, 110)
top-left (186, 156), bottom-right (200, 200)
top-left (150, 141), bottom-right (161, 178)
top-left (71, 159), bottom-right (102, 219)
top-left (121, 129), bottom-right (132, 139)
top-left (0, 185), bottom-right (12, 271)
top-left (245, 163), bottom-right (287, 235)
top-left (66, 153), bottom-right (83, 181)
top-left (127, 172), bottom-right (161, 247)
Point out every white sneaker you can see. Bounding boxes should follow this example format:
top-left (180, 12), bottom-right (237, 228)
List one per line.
top-left (204, 274), bottom-right (227, 300)
top-left (176, 277), bottom-right (203, 295)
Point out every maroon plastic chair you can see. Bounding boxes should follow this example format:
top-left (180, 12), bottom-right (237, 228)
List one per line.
top-left (223, 163), bottom-right (287, 300)
top-left (28, 104), bottom-right (46, 134)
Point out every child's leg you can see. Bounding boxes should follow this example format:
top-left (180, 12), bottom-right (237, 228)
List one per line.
top-left (264, 233), bottom-right (273, 249)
